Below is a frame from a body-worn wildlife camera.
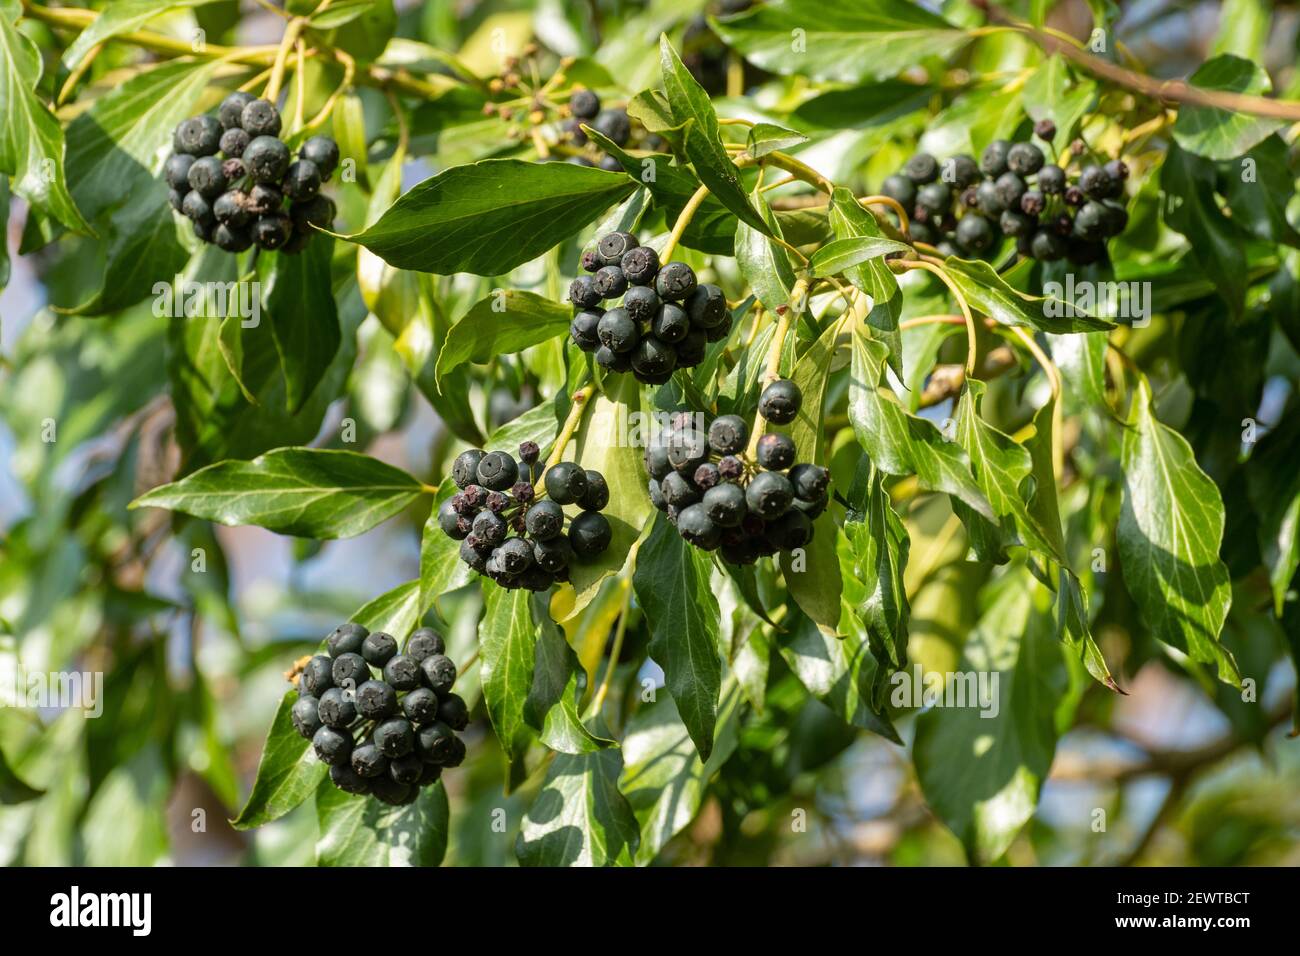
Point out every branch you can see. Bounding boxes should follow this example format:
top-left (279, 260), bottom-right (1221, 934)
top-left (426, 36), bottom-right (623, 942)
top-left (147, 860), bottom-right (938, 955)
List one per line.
top-left (975, 0), bottom-right (1300, 122)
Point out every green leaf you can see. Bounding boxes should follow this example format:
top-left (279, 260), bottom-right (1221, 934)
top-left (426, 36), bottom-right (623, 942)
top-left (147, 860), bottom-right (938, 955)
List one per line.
top-left (829, 188), bottom-right (904, 376)
top-left (436, 290), bottom-right (570, 384)
top-left (315, 778), bottom-right (449, 866)
top-left (0, 6), bottom-right (89, 232)
top-left (788, 314), bottom-right (840, 465)
top-left (525, 594), bottom-right (614, 754)
top-left (913, 567), bottom-right (1065, 864)
top-left (942, 258), bottom-right (1113, 333)
top-left (1047, 330), bottom-right (1109, 414)
top-left (658, 35), bottom-right (770, 236)
top-left (1022, 57), bottom-right (1097, 156)
top-left (568, 374), bottom-right (653, 617)
top-left (809, 235), bottom-right (909, 277)
top-left (711, 0), bottom-right (966, 84)
top-left (1161, 143), bottom-right (1248, 318)
top-left (0, 178), bottom-right (9, 291)
top-left (848, 326), bottom-right (993, 521)
top-left (307, 0), bottom-right (375, 29)
top-left (746, 122), bottom-right (809, 157)
top-left (842, 458), bottom-right (910, 674)
top-left (132, 448), bottom-right (424, 539)
top-left (1118, 378), bottom-right (1239, 685)
top-left (1244, 411), bottom-right (1300, 615)
top-left (479, 584), bottom-right (538, 762)
top-left (350, 579), bottom-right (423, 636)
top-left (734, 183), bottom-right (796, 314)
top-left (344, 158), bottom-right (636, 275)
top-left (260, 235), bottom-right (341, 413)
top-left (1172, 54), bottom-right (1283, 161)
top-left (0, 747), bottom-right (42, 804)
top-left (230, 692), bottom-right (327, 829)
top-left (1223, 134), bottom-right (1300, 247)
top-left (418, 484), bottom-right (474, 615)
top-left (780, 511), bottom-right (845, 635)
top-left (61, 0), bottom-right (221, 71)
top-left (515, 747), bottom-right (639, 866)
top-left (619, 687), bottom-right (740, 865)
top-left (633, 516), bottom-right (722, 760)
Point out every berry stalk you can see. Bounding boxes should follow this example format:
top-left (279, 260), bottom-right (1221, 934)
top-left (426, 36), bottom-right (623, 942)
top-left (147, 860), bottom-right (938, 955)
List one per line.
top-left (743, 276), bottom-right (806, 461)
top-left (534, 384), bottom-right (594, 493)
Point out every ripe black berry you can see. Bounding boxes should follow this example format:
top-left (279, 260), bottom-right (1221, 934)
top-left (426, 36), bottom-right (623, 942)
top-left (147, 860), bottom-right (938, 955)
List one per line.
top-left (667, 430), bottom-right (709, 474)
top-left (370, 776), bottom-right (413, 806)
top-left (300, 136), bottom-right (340, 180)
top-left (174, 115), bottom-right (221, 156)
top-left (624, 285), bottom-right (661, 322)
top-left (452, 449), bottom-right (485, 489)
top-left (402, 686), bottom-right (440, 724)
top-left (497, 536), bottom-right (534, 575)
top-left (955, 214), bottom-right (995, 253)
top-left (578, 470), bottom-right (609, 510)
top-left (246, 182), bottom-right (283, 215)
top-left (756, 432), bottom-right (796, 470)
top-left (436, 693), bottom-right (469, 731)
top-left (569, 275), bottom-right (603, 309)
top-left (407, 627), bottom-right (445, 661)
top-left (1020, 191), bottom-right (1045, 216)
top-left (595, 346), bottom-right (631, 372)
top-left (460, 539), bottom-right (489, 572)
top-left (300, 655), bottom-right (335, 697)
top-left (534, 535), bottom-right (574, 572)
top-left (437, 498), bottom-right (467, 539)
top-left (621, 246), bottom-right (660, 285)
top-left (1079, 164), bottom-right (1118, 200)
top-left (252, 213), bottom-right (292, 250)
top-left (569, 510), bottom-right (612, 556)
top-left (187, 156), bottom-right (227, 198)
top-left (1006, 142), bottom-right (1044, 175)
top-left (598, 231), bottom-right (638, 265)
top-left (219, 127), bottom-right (249, 158)
top-left (660, 471), bottom-right (698, 508)
top-left (994, 171), bottom-right (1026, 209)
top-left (318, 687), bottom-right (357, 728)
top-left (655, 261), bottom-right (697, 301)
top-left (477, 450), bottom-right (520, 491)
top-left (416, 721), bottom-right (456, 763)
top-left (283, 159), bottom-right (321, 200)
top-left (745, 470), bottom-right (794, 518)
top-left (1073, 201), bottom-right (1108, 241)
top-left (702, 483), bottom-right (747, 528)
top-left (946, 154), bottom-right (981, 188)
top-left (903, 152), bottom-right (939, 184)
top-left (591, 108), bottom-right (631, 146)
top-left (980, 139), bottom-right (1010, 177)
top-left (593, 265), bottom-right (628, 299)
top-left (631, 336), bottom-right (677, 379)
top-left (916, 181), bottom-right (952, 216)
top-left (331, 652), bottom-right (369, 688)
top-left (765, 510), bottom-right (813, 550)
top-left (351, 742), bottom-right (388, 778)
top-left (545, 461), bottom-right (588, 504)
top-left (1104, 158), bottom-right (1129, 183)
top-left (383, 654), bottom-right (423, 691)
top-left (313, 725), bottom-right (353, 766)
top-left (213, 190), bottom-right (251, 227)
top-left (881, 174), bottom-right (917, 207)
top-left (526, 500), bottom-right (565, 540)
top-left (330, 764), bottom-right (370, 794)
top-left (290, 194), bottom-right (334, 230)
top-left (219, 91), bottom-right (255, 130)
top-left (165, 154), bottom-right (194, 190)
top-left (291, 695), bottom-right (322, 739)
top-left (389, 754), bottom-right (425, 785)
top-left (374, 717), bottom-right (414, 757)
top-left (245, 135), bottom-right (290, 184)
top-left (999, 209), bottom-right (1034, 237)
top-left (570, 88), bottom-right (600, 120)
top-left (789, 463), bottom-right (829, 500)
top-left (1030, 229), bottom-right (1067, 261)
top-left (758, 379), bottom-right (801, 424)
top-left (327, 622), bottom-right (368, 658)
top-left (213, 223), bottom-right (252, 252)
top-left (1037, 164), bottom-right (1066, 194)
top-left (473, 510), bottom-right (507, 546)
top-left (684, 283), bottom-right (726, 328)
top-left (708, 415), bottom-right (748, 455)
top-left (677, 504), bottom-right (721, 549)
top-left (240, 98), bottom-right (281, 137)
top-left (362, 631), bottom-right (398, 667)
top-left (1033, 118), bottom-right (1056, 142)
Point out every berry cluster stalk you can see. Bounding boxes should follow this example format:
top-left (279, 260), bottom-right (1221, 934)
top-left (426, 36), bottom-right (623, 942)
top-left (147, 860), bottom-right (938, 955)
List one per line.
top-left (534, 384), bottom-right (595, 493)
top-left (743, 276), bottom-right (808, 462)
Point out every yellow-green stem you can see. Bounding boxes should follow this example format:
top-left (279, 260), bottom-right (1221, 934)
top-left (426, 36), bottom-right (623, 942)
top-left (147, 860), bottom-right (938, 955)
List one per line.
top-left (534, 384), bottom-right (595, 492)
top-left (659, 183), bottom-right (711, 263)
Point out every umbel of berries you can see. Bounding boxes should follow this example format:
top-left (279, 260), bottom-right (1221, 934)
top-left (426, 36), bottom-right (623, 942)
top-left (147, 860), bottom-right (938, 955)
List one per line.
top-left (166, 92), bottom-right (340, 254)
top-left (438, 441), bottom-right (613, 590)
top-left (645, 384), bottom-right (830, 565)
top-left (879, 129), bottom-right (1130, 266)
top-left (569, 231), bottom-right (729, 385)
top-left (291, 623), bottom-right (470, 805)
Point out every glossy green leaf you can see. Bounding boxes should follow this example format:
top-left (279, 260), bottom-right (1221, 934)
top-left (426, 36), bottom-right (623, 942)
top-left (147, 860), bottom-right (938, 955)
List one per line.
top-left (1172, 55), bottom-right (1283, 161)
top-left (1245, 411), bottom-right (1300, 615)
top-left (479, 584), bottom-right (538, 762)
top-left (809, 235), bottom-right (909, 277)
top-left (515, 747), bottom-right (638, 866)
top-left (436, 290), bottom-right (570, 383)
top-left (711, 0), bottom-right (967, 84)
top-left (0, 6), bottom-right (89, 232)
top-left (316, 778), bottom-right (449, 867)
top-left (619, 687), bottom-right (740, 865)
top-left (734, 184), bottom-right (797, 315)
top-left (913, 568), bottom-right (1065, 864)
top-left (0, 747), bottom-right (42, 804)
top-left (260, 236), bottom-right (341, 413)
top-left (418, 484), bottom-right (474, 615)
top-left (942, 258), bottom-right (1113, 334)
top-left (848, 326), bottom-right (993, 521)
top-left (525, 594), bottom-right (613, 754)
top-left (658, 35), bottom-right (770, 236)
top-left (1118, 379), bottom-right (1239, 685)
top-left (780, 511), bottom-right (845, 635)
top-left (1162, 143), bottom-right (1248, 318)
top-left (828, 188), bottom-right (905, 376)
top-left (230, 692), bottom-right (327, 829)
top-left (633, 516), bottom-right (722, 760)
top-left (307, 0), bottom-right (375, 29)
top-left (1223, 135), bottom-right (1300, 247)
top-left (345, 158), bottom-right (636, 275)
top-left (61, 0), bottom-right (221, 71)
top-left (842, 459), bottom-right (910, 674)
top-left (132, 448), bottom-right (424, 539)
top-left (1022, 57), bottom-right (1097, 155)
top-left (351, 579), bottom-right (423, 637)
top-left (746, 122), bottom-right (809, 157)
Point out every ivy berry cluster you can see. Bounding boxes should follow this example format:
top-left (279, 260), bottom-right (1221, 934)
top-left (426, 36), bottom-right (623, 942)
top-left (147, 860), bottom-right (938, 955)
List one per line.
top-left (881, 123), bottom-right (1130, 265)
top-left (291, 625), bottom-right (468, 806)
top-left (563, 88), bottom-right (636, 171)
top-left (570, 231), bottom-right (730, 384)
top-left (646, 381), bottom-right (830, 565)
top-left (165, 92), bottom-right (339, 254)
top-left (437, 442), bottom-right (613, 590)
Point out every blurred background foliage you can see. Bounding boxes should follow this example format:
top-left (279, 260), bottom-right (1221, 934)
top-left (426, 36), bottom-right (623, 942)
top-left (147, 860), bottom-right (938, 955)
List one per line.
top-left (1, 0), bottom-right (1299, 866)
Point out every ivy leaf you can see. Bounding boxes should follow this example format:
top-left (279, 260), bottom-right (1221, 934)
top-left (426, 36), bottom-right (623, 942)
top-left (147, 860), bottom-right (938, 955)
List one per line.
top-left (345, 158), bottom-right (636, 275)
top-left (842, 459), bottom-right (910, 674)
top-left (307, 0), bottom-right (376, 30)
top-left (848, 325), bottom-right (993, 521)
top-left (132, 448), bottom-right (424, 539)
top-left (315, 778), bottom-right (449, 866)
top-left (941, 258), bottom-right (1113, 334)
top-left (780, 511), bottom-right (845, 635)
top-left (633, 516), bottom-right (722, 760)
top-left (828, 188), bottom-right (903, 375)
top-left (351, 579), bottom-right (423, 637)
top-left (0, 748), bottom-right (43, 804)
top-left (735, 184), bottom-right (796, 313)
top-left (1047, 331), bottom-right (1109, 414)
top-left (436, 290), bottom-right (570, 384)
top-left (710, 0), bottom-right (968, 84)
top-left (1172, 54), bottom-right (1283, 161)
top-left (418, 484), bottom-right (474, 615)
top-left (913, 568), bottom-right (1065, 864)
top-left (1162, 143), bottom-right (1248, 318)
top-left (0, 5), bottom-right (89, 232)
top-left (1223, 135), bottom-right (1300, 247)
top-left (788, 314), bottom-right (840, 465)
top-left (525, 594), bottom-right (614, 754)
top-left (479, 584), bottom-right (539, 762)
top-left (1022, 57), bottom-right (1097, 156)
top-left (515, 748), bottom-right (639, 866)
top-left (619, 688), bottom-right (741, 865)
top-left (568, 374), bottom-right (653, 617)
top-left (260, 235), bottom-right (341, 413)
top-left (809, 235), bottom-right (910, 277)
top-left (746, 122), bottom-right (809, 157)
top-left (1118, 378), bottom-right (1239, 685)
top-left (1244, 410), bottom-right (1300, 615)
top-left (230, 692), bottom-right (327, 829)
top-left (658, 35), bottom-right (770, 236)
top-left (61, 0), bottom-right (222, 71)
